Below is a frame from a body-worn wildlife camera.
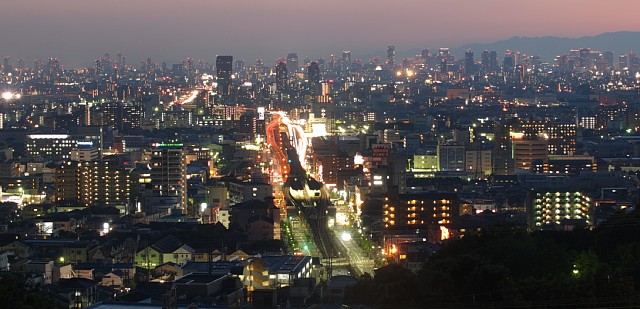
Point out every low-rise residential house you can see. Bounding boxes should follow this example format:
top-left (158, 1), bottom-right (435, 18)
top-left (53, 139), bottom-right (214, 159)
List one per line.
top-left (246, 215), bottom-right (275, 242)
top-left (101, 271), bottom-right (125, 288)
top-left (23, 260), bottom-right (56, 284)
top-left (1, 240), bottom-right (32, 259)
top-left (134, 246), bottom-right (161, 269)
top-left (193, 248), bottom-right (223, 262)
top-left (48, 278), bottom-right (98, 309)
top-left (135, 235), bottom-right (194, 268)
top-left (162, 244), bottom-right (194, 266)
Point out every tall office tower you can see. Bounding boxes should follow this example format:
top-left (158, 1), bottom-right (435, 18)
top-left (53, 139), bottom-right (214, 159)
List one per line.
top-left (438, 48), bottom-right (450, 58)
top-left (489, 50), bottom-right (498, 73)
top-left (95, 59), bottom-right (104, 76)
top-left (122, 102), bottom-right (143, 131)
top-left (276, 61), bottom-right (288, 92)
top-left (150, 145), bottom-right (187, 214)
top-left (342, 51), bottom-right (351, 72)
top-left (440, 58), bottom-right (447, 74)
top-left (481, 50), bottom-right (490, 73)
top-left (329, 54), bottom-right (335, 71)
top-left (216, 55), bottom-right (233, 97)
top-left (2, 56), bottom-right (10, 72)
top-left (342, 51), bottom-right (351, 64)
top-left (307, 61), bottom-right (321, 96)
top-left (464, 50), bottom-right (475, 76)
top-left (618, 54), bottom-right (629, 70)
top-left (603, 51), bottom-right (614, 69)
top-left (579, 48), bottom-right (591, 68)
top-left (387, 45), bottom-right (395, 68)
top-left (503, 50), bottom-right (516, 73)
top-left (81, 102), bottom-right (92, 126)
top-left (421, 49), bottom-right (430, 61)
top-left (255, 58), bottom-right (264, 73)
top-left (492, 120), bottom-right (516, 175)
top-left (556, 54), bottom-right (570, 74)
top-left (286, 53), bottom-right (298, 74)
top-left (630, 52), bottom-right (639, 73)
top-left (234, 60), bottom-right (245, 78)
top-left (101, 102), bottom-right (120, 128)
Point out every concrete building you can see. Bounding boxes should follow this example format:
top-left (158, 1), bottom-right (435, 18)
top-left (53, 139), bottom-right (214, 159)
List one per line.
top-left (228, 181), bottom-right (272, 205)
top-left (526, 191), bottom-right (593, 230)
top-left (437, 144), bottom-right (465, 172)
top-left (513, 136), bottom-right (548, 170)
top-left (383, 192), bottom-right (460, 230)
top-left (149, 145), bottom-right (187, 214)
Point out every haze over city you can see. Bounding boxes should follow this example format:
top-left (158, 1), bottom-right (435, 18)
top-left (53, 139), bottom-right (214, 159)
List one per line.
top-left (3, 0), bottom-right (640, 66)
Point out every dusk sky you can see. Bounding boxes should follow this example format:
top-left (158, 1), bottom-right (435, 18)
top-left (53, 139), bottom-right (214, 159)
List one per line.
top-left (3, 0), bottom-right (640, 67)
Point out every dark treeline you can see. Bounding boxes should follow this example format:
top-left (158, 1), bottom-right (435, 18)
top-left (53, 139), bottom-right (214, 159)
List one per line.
top-left (345, 211), bottom-right (640, 308)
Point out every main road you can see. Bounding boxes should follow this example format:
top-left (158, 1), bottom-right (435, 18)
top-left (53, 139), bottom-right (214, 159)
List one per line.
top-left (266, 111), bottom-right (375, 275)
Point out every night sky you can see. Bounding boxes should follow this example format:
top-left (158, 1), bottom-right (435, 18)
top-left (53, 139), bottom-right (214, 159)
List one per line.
top-left (2, 0), bottom-right (639, 67)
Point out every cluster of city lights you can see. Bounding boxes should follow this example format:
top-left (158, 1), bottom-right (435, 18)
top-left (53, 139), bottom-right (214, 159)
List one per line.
top-left (1, 91), bottom-right (21, 100)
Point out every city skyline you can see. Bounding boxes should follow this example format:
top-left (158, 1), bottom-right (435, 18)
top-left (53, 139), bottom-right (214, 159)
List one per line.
top-left (2, 0), bottom-right (640, 67)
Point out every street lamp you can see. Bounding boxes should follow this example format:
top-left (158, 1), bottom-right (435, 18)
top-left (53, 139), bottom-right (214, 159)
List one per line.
top-left (341, 232), bottom-right (351, 242)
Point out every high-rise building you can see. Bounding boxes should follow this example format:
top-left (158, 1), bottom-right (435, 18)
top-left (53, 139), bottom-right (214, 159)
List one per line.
top-left (520, 121), bottom-right (577, 155)
top-left (276, 61), bottom-right (288, 92)
top-left (387, 45), bottom-right (395, 68)
top-left (54, 159), bottom-right (134, 209)
top-left (149, 145), bottom-right (187, 214)
top-left (216, 55), bottom-right (233, 97)
top-left (286, 53), bottom-right (298, 74)
top-left (603, 51), bottom-right (614, 69)
top-left (464, 50), bottom-right (475, 76)
top-left (341, 51), bottom-right (351, 72)
top-left (234, 60), bottom-right (245, 75)
top-left (101, 102), bottom-right (120, 128)
top-left (481, 50), bottom-right (490, 73)
top-left (618, 54), bottom-right (629, 70)
top-left (26, 134), bottom-right (76, 162)
top-left (437, 144), bottom-right (465, 172)
top-left (489, 50), bottom-right (498, 73)
top-left (307, 62), bottom-right (320, 96)
top-left (465, 148), bottom-right (492, 179)
top-left (556, 54), bottom-right (570, 74)
top-left (512, 134), bottom-right (548, 170)
top-left (503, 50), bottom-right (516, 73)
top-left (421, 49), bottom-right (430, 61)
top-left (55, 161), bottom-right (80, 203)
top-left (492, 120), bottom-right (516, 175)
top-left (122, 102), bottom-right (143, 131)
top-left (579, 48), bottom-right (591, 68)
top-left (78, 159), bottom-right (133, 208)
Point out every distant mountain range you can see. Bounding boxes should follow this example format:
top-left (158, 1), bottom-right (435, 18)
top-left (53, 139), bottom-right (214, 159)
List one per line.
top-left (454, 31), bottom-right (640, 61)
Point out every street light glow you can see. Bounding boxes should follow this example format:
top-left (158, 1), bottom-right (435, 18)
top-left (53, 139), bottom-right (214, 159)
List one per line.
top-left (1, 92), bottom-right (13, 100)
top-left (341, 231), bottom-right (352, 241)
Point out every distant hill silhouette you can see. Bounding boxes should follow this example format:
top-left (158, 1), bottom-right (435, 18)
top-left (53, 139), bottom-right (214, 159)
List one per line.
top-left (398, 32), bottom-right (640, 62)
top-left (454, 31), bottom-right (640, 61)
